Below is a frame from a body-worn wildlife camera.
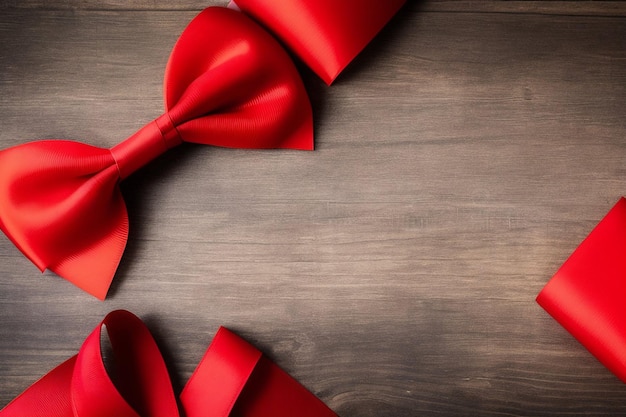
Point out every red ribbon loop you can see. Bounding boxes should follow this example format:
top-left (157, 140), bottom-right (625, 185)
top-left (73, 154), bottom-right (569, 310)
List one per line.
top-left (181, 327), bottom-right (261, 417)
top-left (0, 310), bottom-right (337, 417)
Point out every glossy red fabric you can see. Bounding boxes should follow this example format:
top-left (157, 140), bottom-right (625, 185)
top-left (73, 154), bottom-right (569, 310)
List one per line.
top-left (234, 0), bottom-right (407, 85)
top-left (0, 7), bottom-right (313, 299)
top-left (0, 310), bottom-right (338, 417)
top-left (537, 197), bottom-right (626, 383)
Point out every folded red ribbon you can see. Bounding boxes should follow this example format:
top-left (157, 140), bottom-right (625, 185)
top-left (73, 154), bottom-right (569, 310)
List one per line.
top-left (537, 197), bottom-right (626, 382)
top-left (0, 310), bottom-right (338, 417)
top-left (0, 2), bottom-right (405, 299)
top-left (233, 0), bottom-right (407, 85)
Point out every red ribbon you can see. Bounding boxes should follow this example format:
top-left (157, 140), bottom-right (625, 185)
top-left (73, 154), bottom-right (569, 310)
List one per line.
top-left (0, 310), bottom-right (338, 417)
top-left (537, 197), bottom-right (626, 382)
top-left (0, 2), bottom-right (405, 299)
top-left (234, 0), bottom-right (407, 85)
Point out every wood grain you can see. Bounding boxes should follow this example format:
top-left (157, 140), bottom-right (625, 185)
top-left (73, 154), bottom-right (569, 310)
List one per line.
top-left (1, 2), bottom-right (626, 416)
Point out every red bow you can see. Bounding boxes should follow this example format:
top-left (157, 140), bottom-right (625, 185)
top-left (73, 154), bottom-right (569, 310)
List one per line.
top-left (537, 197), bottom-right (626, 383)
top-left (0, 310), bottom-right (337, 417)
top-left (0, 2), bottom-right (405, 299)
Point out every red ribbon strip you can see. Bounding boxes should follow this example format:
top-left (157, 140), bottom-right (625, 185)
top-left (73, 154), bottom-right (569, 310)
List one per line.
top-left (0, 2), bottom-right (405, 299)
top-left (537, 197), bottom-right (626, 383)
top-left (0, 310), bottom-right (338, 417)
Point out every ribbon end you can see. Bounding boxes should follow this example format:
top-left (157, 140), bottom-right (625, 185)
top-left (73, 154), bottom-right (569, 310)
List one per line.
top-left (51, 262), bottom-right (115, 301)
top-left (281, 140), bottom-right (314, 151)
top-left (537, 197), bottom-right (626, 382)
top-left (322, 71), bottom-right (340, 87)
top-left (0, 356), bottom-right (77, 417)
top-left (235, 0), bottom-right (406, 84)
top-left (278, 114), bottom-right (314, 151)
top-left (182, 326), bottom-right (337, 417)
top-left (51, 210), bottom-right (128, 300)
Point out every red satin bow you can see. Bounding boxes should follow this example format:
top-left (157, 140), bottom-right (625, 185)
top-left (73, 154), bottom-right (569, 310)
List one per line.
top-left (537, 197), bottom-right (626, 383)
top-left (0, 8), bottom-right (311, 300)
top-left (0, 310), bottom-right (338, 417)
top-left (0, 2), bottom-right (405, 299)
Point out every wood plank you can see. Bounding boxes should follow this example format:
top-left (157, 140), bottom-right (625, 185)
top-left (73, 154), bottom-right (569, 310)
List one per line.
top-left (422, 1), bottom-right (626, 16)
top-left (1, 0), bottom-right (625, 17)
top-left (0, 0), bottom-right (217, 9)
top-left (1, 4), bottom-right (626, 416)
top-left (0, 0), bottom-right (421, 13)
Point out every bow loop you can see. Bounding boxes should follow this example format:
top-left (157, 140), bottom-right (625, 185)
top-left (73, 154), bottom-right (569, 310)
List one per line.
top-left (165, 7), bottom-right (313, 150)
top-left (0, 140), bottom-right (126, 299)
top-left (72, 310), bottom-right (179, 417)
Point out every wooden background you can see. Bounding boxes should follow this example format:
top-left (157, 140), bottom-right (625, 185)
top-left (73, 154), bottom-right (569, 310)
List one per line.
top-left (1, 1), bottom-right (625, 415)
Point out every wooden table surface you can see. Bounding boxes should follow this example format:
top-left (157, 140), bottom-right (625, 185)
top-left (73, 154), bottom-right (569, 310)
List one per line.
top-left (1, 1), bottom-right (625, 415)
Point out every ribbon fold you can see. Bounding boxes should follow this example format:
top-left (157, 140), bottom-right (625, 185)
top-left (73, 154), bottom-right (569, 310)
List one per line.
top-left (0, 310), bottom-right (338, 417)
top-left (0, 1), bottom-right (405, 299)
top-left (233, 0), bottom-right (407, 85)
top-left (537, 197), bottom-right (626, 383)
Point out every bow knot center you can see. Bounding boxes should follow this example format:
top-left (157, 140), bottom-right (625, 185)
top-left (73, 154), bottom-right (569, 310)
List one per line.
top-left (110, 113), bottom-right (182, 180)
